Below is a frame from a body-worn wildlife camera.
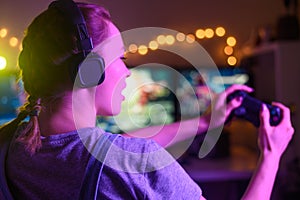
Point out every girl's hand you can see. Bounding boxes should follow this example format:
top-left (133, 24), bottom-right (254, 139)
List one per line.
top-left (203, 84), bottom-right (253, 129)
top-left (258, 102), bottom-right (294, 158)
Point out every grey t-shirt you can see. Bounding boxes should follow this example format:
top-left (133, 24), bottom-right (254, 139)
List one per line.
top-left (5, 126), bottom-right (202, 200)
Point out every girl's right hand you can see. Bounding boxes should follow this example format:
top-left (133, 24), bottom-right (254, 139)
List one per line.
top-left (258, 102), bottom-right (294, 158)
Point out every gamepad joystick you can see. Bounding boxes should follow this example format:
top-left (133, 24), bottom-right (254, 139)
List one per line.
top-left (226, 90), bottom-right (282, 127)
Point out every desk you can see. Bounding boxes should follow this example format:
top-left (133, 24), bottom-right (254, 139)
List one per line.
top-left (182, 154), bottom-right (256, 182)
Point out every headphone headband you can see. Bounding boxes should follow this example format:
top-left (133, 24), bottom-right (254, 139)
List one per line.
top-left (49, 0), bottom-right (93, 57)
top-left (48, 0), bottom-right (106, 88)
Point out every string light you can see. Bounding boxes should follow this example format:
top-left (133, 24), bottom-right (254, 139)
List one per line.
top-left (186, 34), bottom-right (195, 43)
top-left (124, 27), bottom-right (238, 66)
top-left (138, 45), bottom-right (148, 55)
top-left (204, 28), bottom-right (214, 38)
top-left (128, 44), bottom-right (138, 53)
top-left (224, 46), bottom-right (233, 55)
top-left (157, 35), bottom-right (166, 45)
top-left (227, 36), bottom-right (236, 47)
top-left (227, 56), bottom-right (237, 66)
top-left (0, 28), bottom-right (8, 38)
top-left (195, 29), bottom-right (205, 39)
top-left (149, 40), bottom-right (158, 50)
top-left (216, 27), bottom-right (226, 37)
top-left (165, 35), bottom-right (175, 45)
top-left (9, 37), bottom-right (18, 47)
top-left (176, 32), bottom-right (185, 42)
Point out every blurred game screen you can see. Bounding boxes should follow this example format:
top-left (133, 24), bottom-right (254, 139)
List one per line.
top-left (96, 66), bottom-right (177, 134)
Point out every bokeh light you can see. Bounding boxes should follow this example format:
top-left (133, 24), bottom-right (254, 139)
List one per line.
top-left (204, 28), bottom-right (214, 38)
top-left (157, 35), bottom-right (166, 45)
top-left (149, 40), bottom-right (159, 50)
top-left (128, 44), bottom-right (138, 53)
top-left (138, 45), bottom-right (148, 55)
top-left (0, 28), bottom-right (8, 38)
top-left (9, 37), bottom-right (18, 47)
top-left (176, 32), bottom-right (186, 42)
top-left (0, 56), bottom-right (7, 70)
top-left (195, 29), bottom-right (205, 39)
top-left (216, 27), bottom-right (226, 37)
top-left (227, 56), bottom-right (237, 66)
top-left (115, 27), bottom-right (237, 66)
top-left (165, 35), bottom-right (175, 45)
top-left (227, 36), bottom-right (237, 47)
top-left (224, 46), bottom-right (233, 55)
top-left (186, 34), bottom-right (195, 43)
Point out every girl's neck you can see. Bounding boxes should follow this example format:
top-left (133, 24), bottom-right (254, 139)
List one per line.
top-left (37, 92), bottom-right (97, 136)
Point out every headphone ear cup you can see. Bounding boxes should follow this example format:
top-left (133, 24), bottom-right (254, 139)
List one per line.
top-left (76, 52), bottom-right (105, 88)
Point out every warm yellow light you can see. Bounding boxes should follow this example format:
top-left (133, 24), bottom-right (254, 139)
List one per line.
top-left (165, 35), bottom-right (175, 45)
top-left (157, 35), bottom-right (166, 45)
top-left (0, 28), bottom-right (8, 38)
top-left (149, 40), bottom-right (158, 50)
top-left (216, 27), bottom-right (226, 37)
top-left (186, 34), bottom-right (195, 43)
top-left (227, 36), bottom-right (236, 47)
top-left (224, 46), bottom-right (233, 55)
top-left (227, 56), bottom-right (237, 66)
top-left (195, 29), bottom-right (205, 39)
top-left (0, 56), bottom-right (7, 70)
top-left (205, 28), bottom-right (214, 38)
top-left (128, 44), bottom-right (138, 53)
top-left (9, 37), bottom-right (18, 47)
top-left (138, 45), bottom-right (148, 55)
top-left (19, 43), bottom-right (23, 51)
top-left (176, 32), bottom-right (186, 42)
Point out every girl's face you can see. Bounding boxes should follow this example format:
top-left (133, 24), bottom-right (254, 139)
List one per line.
top-left (94, 22), bottom-right (131, 116)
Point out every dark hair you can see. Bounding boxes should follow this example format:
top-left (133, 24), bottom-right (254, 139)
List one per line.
top-left (0, 2), bottom-right (111, 155)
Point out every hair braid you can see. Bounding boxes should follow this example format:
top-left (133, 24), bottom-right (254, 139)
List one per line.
top-left (15, 96), bottom-right (42, 155)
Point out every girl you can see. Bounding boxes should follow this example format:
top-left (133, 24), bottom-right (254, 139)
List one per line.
top-left (0, 0), bottom-right (294, 199)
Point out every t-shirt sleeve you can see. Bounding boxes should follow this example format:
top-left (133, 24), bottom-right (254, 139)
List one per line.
top-left (143, 140), bottom-right (202, 200)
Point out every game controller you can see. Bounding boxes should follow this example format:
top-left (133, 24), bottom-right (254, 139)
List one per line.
top-left (226, 90), bottom-right (282, 127)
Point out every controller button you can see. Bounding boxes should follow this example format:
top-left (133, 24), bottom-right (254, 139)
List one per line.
top-left (270, 109), bottom-right (277, 115)
top-left (272, 116), bottom-right (279, 122)
top-left (235, 107), bottom-right (246, 116)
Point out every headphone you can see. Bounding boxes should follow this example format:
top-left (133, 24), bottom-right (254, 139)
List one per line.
top-left (49, 0), bottom-right (106, 88)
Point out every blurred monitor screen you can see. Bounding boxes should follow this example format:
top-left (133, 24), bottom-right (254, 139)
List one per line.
top-left (96, 65), bottom-right (177, 134)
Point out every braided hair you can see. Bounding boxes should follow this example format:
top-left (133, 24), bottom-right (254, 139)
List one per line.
top-left (0, 2), bottom-right (111, 155)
